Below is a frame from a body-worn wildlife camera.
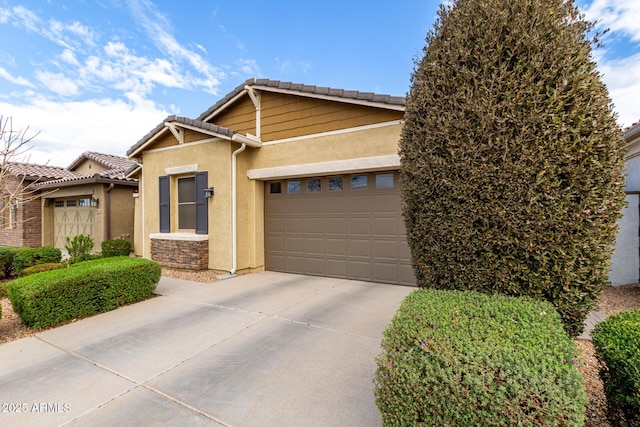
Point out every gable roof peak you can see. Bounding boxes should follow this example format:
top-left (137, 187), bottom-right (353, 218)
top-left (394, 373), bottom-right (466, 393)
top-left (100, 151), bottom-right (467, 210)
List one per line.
top-left (196, 78), bottom-right (406, 122)
top-left (67, 151), bottom-right (136, 171)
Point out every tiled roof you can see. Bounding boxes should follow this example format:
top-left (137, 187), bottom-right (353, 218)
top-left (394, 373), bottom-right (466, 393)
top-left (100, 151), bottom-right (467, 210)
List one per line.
top-left (3, 162), bottom-right (81, 181)
top-left (196, 78), bottom-right (406, 122)
top-left (68, 151), bottom-right (138, 171)
top-left (33, 171), bottom-right (138, 189)
top-left (32, 152), bottom-right (139, 189)
top-left (127, 115), bottom-right (237, 157)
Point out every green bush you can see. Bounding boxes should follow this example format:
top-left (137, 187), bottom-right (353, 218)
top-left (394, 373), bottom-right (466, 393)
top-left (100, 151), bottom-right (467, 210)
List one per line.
top-left (0, 282), bottom-right (7, 299)
top-left (7, 257), bottom-right (161, 329)
top-left (101, 239), bottom-right (132, 258)
top-left (0, 246), bottom-right (23, 278)
top-left (592, 309), bottom-right (640, 427)
top-left (399, 0), bottom-right (626, 338)
top-left (65, 234), bottom-right (94, 261)
top-left (20, 263), bottom-right (64, 277)
top-left (375, 289), bottom-right (586, 426)
top-left (13, 247), bottom-right (62, 276)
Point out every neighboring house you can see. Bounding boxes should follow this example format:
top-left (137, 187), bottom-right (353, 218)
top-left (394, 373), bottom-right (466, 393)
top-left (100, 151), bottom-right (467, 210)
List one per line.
top-left (611, 121), bottom-right (640, 285)
top-left (127, 78), bottom-right (415, 285)
top-left (0, 163), bottom-right (79, 247)
top-left (34, 152), bottom-right (139, 252)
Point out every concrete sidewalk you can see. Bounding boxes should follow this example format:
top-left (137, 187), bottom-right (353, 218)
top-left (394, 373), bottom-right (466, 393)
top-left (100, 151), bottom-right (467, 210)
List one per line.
top-left (0, 272), bottom-right (413, 427)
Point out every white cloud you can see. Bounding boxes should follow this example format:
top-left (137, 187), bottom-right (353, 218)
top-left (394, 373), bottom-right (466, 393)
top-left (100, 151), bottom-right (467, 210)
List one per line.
top-left (0, 98), bottom-right (168, 167)
top-left (581, 0), bottom-right (640, 42)
top-left (35, 71), bottom-right (79, 96)
top-left (598, 53), bottom-right (640, 126)
top-left (579, 0), bottom-right (640, 127)
top-left (125, 0), bottom-right (224, 94)
top-left (0, 66), bottom-right (35, 87)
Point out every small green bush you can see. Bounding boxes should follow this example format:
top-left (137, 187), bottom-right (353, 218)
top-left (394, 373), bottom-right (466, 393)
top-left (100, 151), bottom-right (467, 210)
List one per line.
top-left (592, 309), bottom-right (640, 427)
top-left (101, 239), bottom-right (132, 258)
top-left (375, 289), bottom-right (586, 426)
top-left (7, 257), bottom-right (161, 329)
top-left (13, 247), bottom-right (62, 276)
top-left (0, 281), bottom-right (7, 299)
top-left (65, 234), bottom-right (94, 261)
top-left (20, 263), bottom-right (64, 277)
top-left (0, 246), bottom-right (23, 278)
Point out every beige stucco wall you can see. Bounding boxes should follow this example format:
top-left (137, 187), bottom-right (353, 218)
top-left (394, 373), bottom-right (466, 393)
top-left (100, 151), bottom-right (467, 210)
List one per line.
top-left (108, 186), bottom-right (136, 245)
top-left (140, 136), bottom-right (234, 271)
top-left (71, 159), bottom-right (108, 175)
top-left (136, 122), bottom-right (402, 274)
top-left (249, 123), bottom-right (402, 170)
top-left (41, 183), bottom-right (135, 253)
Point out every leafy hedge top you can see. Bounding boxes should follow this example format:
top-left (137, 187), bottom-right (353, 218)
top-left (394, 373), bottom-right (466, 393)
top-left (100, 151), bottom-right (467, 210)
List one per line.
top-left (375, 289), bottom-right (586, 426)
top-left (399, 0), bottom-right (626, 337)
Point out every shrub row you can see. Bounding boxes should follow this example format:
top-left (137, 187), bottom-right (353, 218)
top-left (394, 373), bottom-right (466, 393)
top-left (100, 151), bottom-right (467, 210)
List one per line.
top-left (101, 239), bottom-right (132, 258)
top-left (592, 309), bottom-right (640, 427)
top-left (0, 246), bottom-right (61, 278)
top-left (7, 257), bottom-right (161, 329)
top-left (375, 289), bottom-right (586, 426)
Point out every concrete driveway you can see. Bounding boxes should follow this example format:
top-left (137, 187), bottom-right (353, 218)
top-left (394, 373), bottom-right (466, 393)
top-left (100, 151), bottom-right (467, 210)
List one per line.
top-left (0, 272), bottom-right (413, 426)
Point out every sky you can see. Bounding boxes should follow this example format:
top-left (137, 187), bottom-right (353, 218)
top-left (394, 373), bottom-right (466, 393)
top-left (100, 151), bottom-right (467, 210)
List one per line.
top-left (0, 0), bottom-right (638, 168)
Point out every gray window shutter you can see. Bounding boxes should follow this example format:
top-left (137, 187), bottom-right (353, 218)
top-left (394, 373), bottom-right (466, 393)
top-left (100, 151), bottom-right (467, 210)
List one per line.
top-left (195, 171), bottom-right (208, 234)
top-left (159, 176), bottom-right (170, 233)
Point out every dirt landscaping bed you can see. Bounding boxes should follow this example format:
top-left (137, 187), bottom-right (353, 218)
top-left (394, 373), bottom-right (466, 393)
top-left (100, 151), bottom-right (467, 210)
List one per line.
top-left (1, 273), bottom-right (638, 426)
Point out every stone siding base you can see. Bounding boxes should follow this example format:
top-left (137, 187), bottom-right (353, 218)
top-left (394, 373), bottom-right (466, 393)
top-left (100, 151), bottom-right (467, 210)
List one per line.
top-left (151, 238), bottom-right (208, 270)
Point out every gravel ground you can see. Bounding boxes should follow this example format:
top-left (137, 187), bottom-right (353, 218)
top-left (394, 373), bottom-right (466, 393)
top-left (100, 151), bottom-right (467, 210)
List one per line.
top-left (1, 273), bottom-right (639, 425)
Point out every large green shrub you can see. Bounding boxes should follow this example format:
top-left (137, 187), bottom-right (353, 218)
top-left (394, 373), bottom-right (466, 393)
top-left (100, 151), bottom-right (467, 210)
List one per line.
top-left (101, 239), bottom-right (132, 258)
top-left (592, 309), bottom-right (640, 427)
top-left (399, 0), bottom-right (626, 337)
top-left (375, 289), bottom-right (586, 426)
top-left (7, 257), bottom-right (161, 329)
top-left (0, 246), bottom-right (23, 278)
top-left (13, 247), bottom-right (62, 276)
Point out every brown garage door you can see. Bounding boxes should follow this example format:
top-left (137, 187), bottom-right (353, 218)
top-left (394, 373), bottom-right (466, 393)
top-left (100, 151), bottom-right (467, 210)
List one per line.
top-left (265, 172), bottom-right (416, 285)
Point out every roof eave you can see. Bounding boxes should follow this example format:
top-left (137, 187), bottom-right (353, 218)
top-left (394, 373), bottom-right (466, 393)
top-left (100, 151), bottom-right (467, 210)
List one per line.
top-left (36, 177), bottom-right (139, 191)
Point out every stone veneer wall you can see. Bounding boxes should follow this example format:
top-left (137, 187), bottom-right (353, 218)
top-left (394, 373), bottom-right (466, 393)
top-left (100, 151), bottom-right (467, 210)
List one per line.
top-left (150, 237), bottom-right (208, 270)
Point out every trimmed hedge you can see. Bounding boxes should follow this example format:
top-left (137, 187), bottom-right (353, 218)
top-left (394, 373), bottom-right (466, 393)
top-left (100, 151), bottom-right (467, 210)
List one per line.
top-left (7, 257), bottom-right (161, 329)
top-left (375, 289), bottom-right (586, 426)
top-left (0, 246), bottom-right (23, 278)
top-left (20, 263), bottom-right (64, 277)
top-left (101, 239), bottom-right (132, 258)
top-left (13, 247), bottom-right (62, 276)
top-left (592, 309), bottom-right (640, 427)
top-left (399, 0), bottom-right (626, 338)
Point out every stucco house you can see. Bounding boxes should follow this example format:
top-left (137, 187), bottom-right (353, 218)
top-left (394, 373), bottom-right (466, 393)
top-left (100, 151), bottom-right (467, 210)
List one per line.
top-left (1, 162), bottom-right (79, 247)
top-left (34, 152), bottom-right (139, 252)
top-left (127, 78), bottom-right (415, 285)
top-left (610, 121), bottom-right (640, 285)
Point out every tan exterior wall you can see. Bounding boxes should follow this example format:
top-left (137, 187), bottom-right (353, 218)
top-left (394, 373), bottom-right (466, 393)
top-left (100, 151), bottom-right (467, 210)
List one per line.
top-left (42, 184), bottom-right (135, 253)
top-left (249, 123), bottom-right (403, 170)
top-left (211, 97), bottom-right (257, 135)
top-left (140, 135), bottom-right (234, 271)
top-left (133, 90), bottom-right (404, 274)
top-left (72, 159), bottom-right (108, 175)
top-left (108, 186), bottom-right (136, 245)
top-left (259, 93), bottom-right (402, 141)
top-left (133, 190), bottom-right (142, 256)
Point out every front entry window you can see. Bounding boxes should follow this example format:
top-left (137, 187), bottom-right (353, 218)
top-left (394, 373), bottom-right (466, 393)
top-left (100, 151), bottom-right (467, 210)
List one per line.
top-left (178, 177), bottom-right (196, 229)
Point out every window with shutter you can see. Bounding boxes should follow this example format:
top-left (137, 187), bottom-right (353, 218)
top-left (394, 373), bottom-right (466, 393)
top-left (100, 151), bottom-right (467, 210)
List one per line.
top-left (159, 176), bottom-right (170, 232)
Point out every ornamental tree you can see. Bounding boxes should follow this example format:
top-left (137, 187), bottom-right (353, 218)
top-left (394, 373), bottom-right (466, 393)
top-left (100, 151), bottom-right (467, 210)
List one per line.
top-left (399, 0), bottom-right (626, 337)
